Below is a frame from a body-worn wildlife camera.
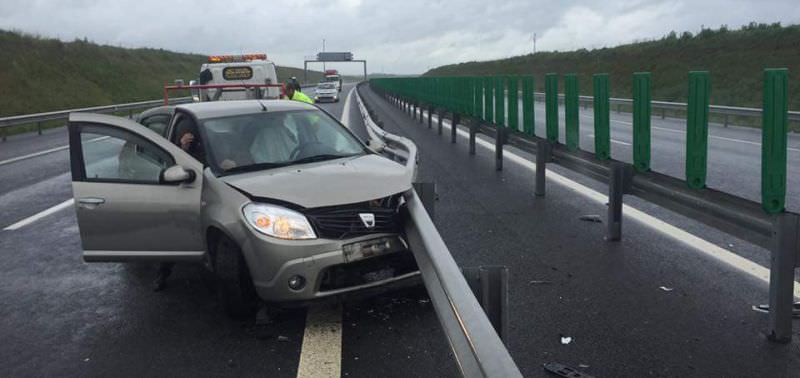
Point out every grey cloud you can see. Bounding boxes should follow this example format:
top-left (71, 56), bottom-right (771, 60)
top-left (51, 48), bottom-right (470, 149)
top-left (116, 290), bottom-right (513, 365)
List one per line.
top-left (0, 0), bottom-right (798, 75)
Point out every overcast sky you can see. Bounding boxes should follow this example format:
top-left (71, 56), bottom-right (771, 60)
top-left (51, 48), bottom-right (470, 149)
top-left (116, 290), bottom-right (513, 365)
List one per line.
top-left (1, 0), bottom-right (799, 75)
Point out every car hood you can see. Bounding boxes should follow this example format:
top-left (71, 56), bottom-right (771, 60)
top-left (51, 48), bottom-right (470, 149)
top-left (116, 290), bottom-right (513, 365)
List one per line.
top-left (221, 154), bottom-right (412, 208)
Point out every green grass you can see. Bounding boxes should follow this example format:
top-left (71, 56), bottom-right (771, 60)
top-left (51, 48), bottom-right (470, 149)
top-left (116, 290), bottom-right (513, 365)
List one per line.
top-left (0, 29), bottom-right (331, 120)
top-left (425, 22), bottom-right (800, 111)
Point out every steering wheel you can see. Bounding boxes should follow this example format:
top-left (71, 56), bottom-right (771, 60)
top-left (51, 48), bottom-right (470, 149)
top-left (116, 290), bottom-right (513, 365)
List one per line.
top-left (290, 142), bottom-right (325, 160)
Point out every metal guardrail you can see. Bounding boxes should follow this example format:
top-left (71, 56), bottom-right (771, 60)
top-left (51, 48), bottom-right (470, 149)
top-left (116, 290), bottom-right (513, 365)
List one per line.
top-left (530, 92), bottom-right (800, 124)
top-left (355, 83), bottom-right (523, 377)
top-left (0, 84), bottom-right (319, 141)
top-left (370, 76), bottom-right (800, 346)
top-left (0, 97), bottom-right (193, 131)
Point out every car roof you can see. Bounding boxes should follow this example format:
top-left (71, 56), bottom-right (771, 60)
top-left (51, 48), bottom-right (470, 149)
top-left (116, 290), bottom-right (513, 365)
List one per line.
top-left (175, 100), bottom-right (315, 119)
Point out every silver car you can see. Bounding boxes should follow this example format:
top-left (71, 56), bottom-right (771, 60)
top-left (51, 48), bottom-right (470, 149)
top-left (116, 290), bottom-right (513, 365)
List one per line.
top-left (314, 82), bottom-right (339, 103)
top-left (67, 100), bottom-right (420, 316)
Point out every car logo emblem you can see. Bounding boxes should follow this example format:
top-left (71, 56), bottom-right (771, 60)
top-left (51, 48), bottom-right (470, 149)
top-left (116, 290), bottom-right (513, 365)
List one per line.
top-left (359, 213), bottom-right (376, 228)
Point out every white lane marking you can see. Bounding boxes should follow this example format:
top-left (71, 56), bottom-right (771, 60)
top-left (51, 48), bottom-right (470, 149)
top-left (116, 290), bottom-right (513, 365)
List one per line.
top-left (423, 113), bottom-right (800, 297)
top-left (296, 304), bottom-right (343, 378)
top-left (0, 136), bottom-right (109, 167)
top-left (0, 144), bottom-right (69, 166)
top-left (340, 86), bottom-right (356, 127)
top-left (3, 199), bottom-right (74, 231)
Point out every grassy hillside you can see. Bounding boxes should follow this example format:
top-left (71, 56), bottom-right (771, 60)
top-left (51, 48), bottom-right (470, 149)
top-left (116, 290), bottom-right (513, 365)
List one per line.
top-left (425, 23), bottom-right (800, 110)
top-left (0, 30), bottom-right (329, 118)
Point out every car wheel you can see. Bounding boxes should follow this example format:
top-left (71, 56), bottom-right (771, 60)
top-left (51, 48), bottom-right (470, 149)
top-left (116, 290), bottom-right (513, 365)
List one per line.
top-left (213, 236), bottom-right (258, 318)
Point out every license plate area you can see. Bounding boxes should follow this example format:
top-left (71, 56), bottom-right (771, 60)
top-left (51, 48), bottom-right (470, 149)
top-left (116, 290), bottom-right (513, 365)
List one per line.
top-left (342, 236), bottom-right (406, 263)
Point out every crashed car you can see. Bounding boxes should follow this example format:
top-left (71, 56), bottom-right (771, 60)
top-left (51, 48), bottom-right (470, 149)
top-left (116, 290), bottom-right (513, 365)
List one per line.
top-left (67, 100), bottom-right (420, 316)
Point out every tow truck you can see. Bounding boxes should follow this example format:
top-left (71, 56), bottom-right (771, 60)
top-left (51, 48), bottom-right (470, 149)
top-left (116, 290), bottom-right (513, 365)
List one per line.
top-left (323, 69), bottom-right (343, 92)
top-left (191, 54), bottom-right (281, 101)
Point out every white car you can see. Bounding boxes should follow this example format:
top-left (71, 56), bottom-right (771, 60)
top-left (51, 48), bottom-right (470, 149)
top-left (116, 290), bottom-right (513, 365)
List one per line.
top-left (315, 82), bottom-right (340, 103)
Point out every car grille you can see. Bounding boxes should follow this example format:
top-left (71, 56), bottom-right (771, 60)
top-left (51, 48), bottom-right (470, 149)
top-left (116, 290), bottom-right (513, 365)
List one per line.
top-left (304, 194), bottom-right (402, 239)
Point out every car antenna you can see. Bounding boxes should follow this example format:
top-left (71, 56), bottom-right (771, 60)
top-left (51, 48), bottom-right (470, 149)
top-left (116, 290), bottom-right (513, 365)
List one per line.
top-left (258, 100), bottom-right (267, 111)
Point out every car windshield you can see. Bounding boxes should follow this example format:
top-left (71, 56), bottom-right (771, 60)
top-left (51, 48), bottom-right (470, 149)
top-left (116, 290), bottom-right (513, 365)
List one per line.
top-left (318, 83), bottom-right (335, 89)
top-left (201, 109), bottom-right (366, 176)
top-left (324, 76), bottom-right (339, 82)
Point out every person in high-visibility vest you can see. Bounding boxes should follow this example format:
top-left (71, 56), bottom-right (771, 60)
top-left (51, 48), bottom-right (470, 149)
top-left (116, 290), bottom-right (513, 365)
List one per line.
top-left (285, 84), bottom-right (314, 104)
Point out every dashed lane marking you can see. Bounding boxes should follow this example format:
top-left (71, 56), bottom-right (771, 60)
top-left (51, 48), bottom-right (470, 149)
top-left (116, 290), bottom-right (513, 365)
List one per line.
top-left (296, 304), bottom-right (343, 378)
top-left (3, 199), bottom-right (74, 231)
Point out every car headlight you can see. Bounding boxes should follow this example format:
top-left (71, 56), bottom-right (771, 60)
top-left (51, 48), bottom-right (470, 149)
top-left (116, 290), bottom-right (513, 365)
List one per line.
top-left (242, 203), bottom-right (316, 240)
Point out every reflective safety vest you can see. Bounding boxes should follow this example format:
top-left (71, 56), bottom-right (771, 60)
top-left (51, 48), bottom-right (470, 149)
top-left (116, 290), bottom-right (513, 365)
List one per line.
top-left (289, 90), bottom-right (315, 104)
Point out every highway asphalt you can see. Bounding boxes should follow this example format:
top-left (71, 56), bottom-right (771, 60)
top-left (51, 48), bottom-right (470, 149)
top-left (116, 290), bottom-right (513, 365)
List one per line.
top-left (1, 81), bottom-right (799, 377)
top-left (358, 83), bottom-right (800, 377)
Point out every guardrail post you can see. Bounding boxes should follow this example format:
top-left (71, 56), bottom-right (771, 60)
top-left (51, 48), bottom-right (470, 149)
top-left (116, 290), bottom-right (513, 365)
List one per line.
top-left (522, 76), bottom-right (535, 137)
top-left (545, 73), bottom-right (559, 143)
top-left (469, 122), bottom-right (478, 155)
top-left (607, 162), bottom-right (633, 241)
top-left (762, 68), bottom-right (788, 214)
top-left (428, 106), bottom-right (434, 129)
top-left (2, 127), bottom-right (6, 142)
top-left (633, 72), bottom-right (652, 172)
top-left (462, 266), bottom-right (510, 342)
top-left (36, 122), bottom-right (42, 135)
top-left (535, 140), bottom-right (550, 196)
top-left (686, 71), bottom-right (710, 189)
top-left (767, 213), bottom-right (800, 343)
top-left (452, 114), bottom-right (459, 144)
top-left (495, 127), bottom-right (505, 171)
top-left (564, 74), bottom-right (579, 151)
top-left (413, 182), bottom-right (437, 220)
top-left (593, 74), bottom-right (611, 160)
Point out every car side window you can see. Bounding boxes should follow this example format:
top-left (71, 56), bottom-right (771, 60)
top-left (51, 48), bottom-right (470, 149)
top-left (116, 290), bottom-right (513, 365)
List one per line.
top-left (140, 114), bottom-right (171, 137)
top-left (78, 124), bottom-right (174, 185)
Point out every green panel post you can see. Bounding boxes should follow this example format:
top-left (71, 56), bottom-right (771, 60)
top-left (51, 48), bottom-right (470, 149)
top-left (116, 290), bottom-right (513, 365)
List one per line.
top-left (508, 76), bottom-right (519, 131)
top-left (545, 73), bottom-right (559, 142)
top-left (593, 74), bottom-right (610, 160)
top-left (762, 68), bottom-right (788, 214)
top-left (477, 77), bottom-right (484, 120)
top-left (522, 76), bottom-right (535, 136)
top-left (685, 71), bottom-right (710, 189)
top-left (495, 76), bottom-right (505, 127)
top-left (564, 74), bottom-right (579, 151)
top-left (484, 76), bottom-right (493, 123)
top-left (633, 72), bottom-right (651, 172)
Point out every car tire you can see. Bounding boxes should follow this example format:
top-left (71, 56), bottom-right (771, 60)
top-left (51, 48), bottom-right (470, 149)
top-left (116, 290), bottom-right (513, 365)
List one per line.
top-left (213, 236), bottom-right (258, 319)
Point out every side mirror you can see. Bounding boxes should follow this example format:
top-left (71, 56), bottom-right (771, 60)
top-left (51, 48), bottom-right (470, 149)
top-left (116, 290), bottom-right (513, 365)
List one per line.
top-left (366, 139), bottom-right (386, 153)
top-left (161, 165), bottom-right (195, 184)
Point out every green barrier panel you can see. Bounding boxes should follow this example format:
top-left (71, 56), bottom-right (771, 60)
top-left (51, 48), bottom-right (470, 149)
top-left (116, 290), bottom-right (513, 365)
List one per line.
top-left (508, 76), bottom-right (519, 131)
top-left (762, 68), bottom-right (789, 214)
top-left (633, 72), bottom-right (651, 172)
top-left (485, 76), bottom-right (493, 123)
top-left (477, 77), bottom-right (485, 120)
top-left (522, 76), bottom-right (535, 136)
top-left (495, 76), bottom-right (505, 126)
top-left (685, 71), bottom-right (710, 189)
top-left (593, 74), bottom-right (610, 160)
top-left (545, 73), bottom-right (559, 142)
top-left (564, 74), bottom-right (579, 151)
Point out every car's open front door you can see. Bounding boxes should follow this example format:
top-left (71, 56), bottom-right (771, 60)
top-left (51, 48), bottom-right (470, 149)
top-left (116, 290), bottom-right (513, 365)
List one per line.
top-left (67, 113), bottom-right (205, 262)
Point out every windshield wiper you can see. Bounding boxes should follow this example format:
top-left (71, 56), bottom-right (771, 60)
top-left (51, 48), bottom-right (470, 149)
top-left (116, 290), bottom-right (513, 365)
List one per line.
top-left (221, 162), bottom-right (290, 175)
top-left (291, 153), bottom-right (360, 165)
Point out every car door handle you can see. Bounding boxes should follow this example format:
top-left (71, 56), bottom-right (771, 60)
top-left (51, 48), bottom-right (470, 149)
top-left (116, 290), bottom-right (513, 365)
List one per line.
top-left (77, 197), bottom-right (105, 209)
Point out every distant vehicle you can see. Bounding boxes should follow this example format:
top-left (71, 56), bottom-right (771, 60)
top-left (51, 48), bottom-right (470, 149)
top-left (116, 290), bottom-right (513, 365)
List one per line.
top-left (194, 54), bottom-right (280, 101)
top-left (314, 82), bottom-right (339, 103)
top-left (67, 100), bottom-right (419, 316)
top-left (323, 69), bottom-right (342, 92)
